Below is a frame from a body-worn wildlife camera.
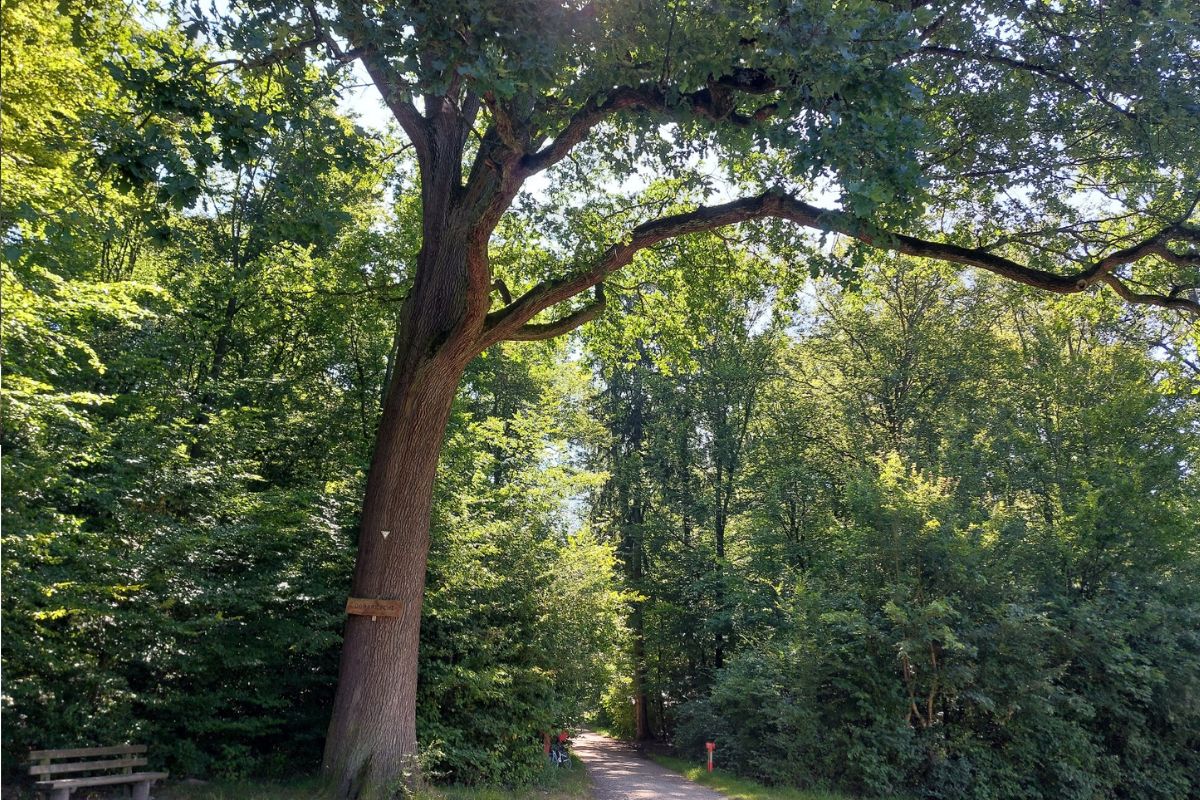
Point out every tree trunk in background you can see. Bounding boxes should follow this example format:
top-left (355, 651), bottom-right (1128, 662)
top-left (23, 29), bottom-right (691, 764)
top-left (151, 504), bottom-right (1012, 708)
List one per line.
top-left (322, 229), bottom-right (478, 799)
top-left (625, 351), bottom-right (653, 741)
top-left (629, 503), bottom-right (651, 741)
top-left (713, 456), bottom-right (726, 671)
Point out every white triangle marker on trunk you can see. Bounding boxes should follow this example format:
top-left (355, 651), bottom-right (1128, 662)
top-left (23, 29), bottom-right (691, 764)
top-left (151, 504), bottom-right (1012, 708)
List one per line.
top-left (381, 529), bottom-right (390, 540)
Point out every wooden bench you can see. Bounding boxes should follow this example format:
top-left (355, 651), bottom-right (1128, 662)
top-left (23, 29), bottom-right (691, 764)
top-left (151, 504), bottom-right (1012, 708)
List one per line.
top-left (28, 745), bottom-right (168, 800)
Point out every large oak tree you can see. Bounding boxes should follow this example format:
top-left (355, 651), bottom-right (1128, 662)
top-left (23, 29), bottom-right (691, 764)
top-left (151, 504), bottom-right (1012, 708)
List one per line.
top-left (172, 0), bottom-right (1200, 795)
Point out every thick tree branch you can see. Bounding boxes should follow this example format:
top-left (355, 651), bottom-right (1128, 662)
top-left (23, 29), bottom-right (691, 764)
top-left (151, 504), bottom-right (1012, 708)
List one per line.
top-left (355, 50), bottom-right (429, 160)
top-left (503, 284), bottom-right (607, 342)
top-left (491, 279), bottom-right (513, 305)
top-left (522, 39), bottom-right (1145, 184)
top-left (478, 194), bottom-right (783, 348)
top-left (478, 191), bottom-right (1199, 350)
top-left (334, 3), bottom-right (430, 162)
top-left (1103, 274), bottom-right (1199, 312)
top-left (522, 74), bottom-right (780, 176)
top-left (460, 90), bottom-right (483, 138)
top-left (483, 93), bottom-right (525, 152)
top-left (463, 64), bottom-right (811, 234)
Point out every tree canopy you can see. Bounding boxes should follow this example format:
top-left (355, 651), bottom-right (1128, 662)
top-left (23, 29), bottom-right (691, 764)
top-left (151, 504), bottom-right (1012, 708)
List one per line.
top-left (160, 0), bottom-right (1200, 323)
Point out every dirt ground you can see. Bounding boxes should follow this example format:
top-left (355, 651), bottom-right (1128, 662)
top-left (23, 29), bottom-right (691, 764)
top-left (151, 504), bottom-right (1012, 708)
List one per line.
top-left (572, 731), bottom-right (727, 800)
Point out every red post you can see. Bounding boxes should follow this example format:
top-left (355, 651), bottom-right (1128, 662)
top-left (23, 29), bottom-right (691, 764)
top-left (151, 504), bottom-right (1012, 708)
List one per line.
top-left (706, 741), bottom-right (715, 772)
top-left (543, 732), bottom-right (551, 756)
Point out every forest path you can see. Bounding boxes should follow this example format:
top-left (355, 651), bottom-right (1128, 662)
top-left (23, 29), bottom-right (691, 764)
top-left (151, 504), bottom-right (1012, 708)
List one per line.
top-left (572, 730), bottom-right (727, 800)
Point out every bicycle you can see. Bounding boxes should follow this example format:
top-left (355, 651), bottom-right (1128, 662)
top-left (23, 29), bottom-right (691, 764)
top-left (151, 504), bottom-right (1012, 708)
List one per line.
top-left (549, 731), bottom-right (571, 767)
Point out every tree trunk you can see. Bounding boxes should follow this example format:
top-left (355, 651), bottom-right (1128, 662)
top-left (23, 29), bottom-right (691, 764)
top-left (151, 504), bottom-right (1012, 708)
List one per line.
top-left (322, 227), bottom-right (480, 799)
top-left (629, 504), bottom-right (651, 742)
top-left (624, 351), bottom-right (652, 741)
top-left (713, 459), bottom-right (726, 671)
top-left (632, 635), bottom-right (651, 741)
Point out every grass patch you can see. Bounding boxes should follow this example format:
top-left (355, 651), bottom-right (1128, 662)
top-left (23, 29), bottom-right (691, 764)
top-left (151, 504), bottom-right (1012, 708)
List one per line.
top-left (158, 778), bottom-right (327, 800)
top-left (648, 754), bottom-right (860, 800)
top-left (416, 758), bottom-right (591, 800)
top-left (154, 758), bottom-right (590, 800)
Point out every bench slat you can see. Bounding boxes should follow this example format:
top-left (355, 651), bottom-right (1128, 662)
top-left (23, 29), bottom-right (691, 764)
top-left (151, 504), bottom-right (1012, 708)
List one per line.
top-left (37, 771), bottom-right (168, 789)
top-left (30, 757), bottom-right (147, 775)
top-left (29, 745), bottom-right (147, 759)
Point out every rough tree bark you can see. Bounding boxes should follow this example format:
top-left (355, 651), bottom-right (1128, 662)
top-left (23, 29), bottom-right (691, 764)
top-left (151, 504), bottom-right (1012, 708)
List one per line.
top-left (326, 251), bottom-right (475, 796)
top-left (322, 211), bottom-right (485, 797)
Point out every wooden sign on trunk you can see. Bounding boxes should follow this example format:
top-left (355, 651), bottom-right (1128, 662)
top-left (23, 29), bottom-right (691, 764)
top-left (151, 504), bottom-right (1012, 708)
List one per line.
top-left (345, 597), bottom-right (404, 620)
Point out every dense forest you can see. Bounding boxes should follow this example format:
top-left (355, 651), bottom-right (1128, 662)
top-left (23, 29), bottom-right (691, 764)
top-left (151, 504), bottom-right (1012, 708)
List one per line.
top-left (586, 257), bottom-right (1200, 799)
top-left (4, 1), bottom-right (1199, 799)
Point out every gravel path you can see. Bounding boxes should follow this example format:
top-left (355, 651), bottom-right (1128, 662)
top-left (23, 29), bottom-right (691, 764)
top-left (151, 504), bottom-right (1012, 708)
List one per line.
top-left (572, 730), bottom-right (727, 800)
